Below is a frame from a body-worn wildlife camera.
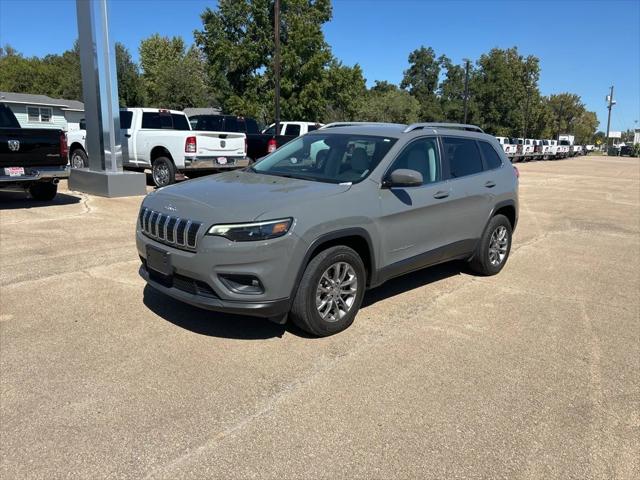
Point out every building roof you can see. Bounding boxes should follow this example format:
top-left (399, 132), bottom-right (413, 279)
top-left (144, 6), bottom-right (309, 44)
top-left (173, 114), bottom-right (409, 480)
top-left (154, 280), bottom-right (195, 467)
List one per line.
top-left (0, 91), bottom-right (84, 111)
top-left (183, 107), bottom-right (222, 117)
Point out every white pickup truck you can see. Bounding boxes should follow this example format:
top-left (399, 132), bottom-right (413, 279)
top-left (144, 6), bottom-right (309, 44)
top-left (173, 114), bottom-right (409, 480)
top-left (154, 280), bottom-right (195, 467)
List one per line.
top-left (495, 137), bottom-right (517, 160)
top-left (541, 139), bottom-right (559, 159)
top-left (67, 108), bottom-right (249, 187)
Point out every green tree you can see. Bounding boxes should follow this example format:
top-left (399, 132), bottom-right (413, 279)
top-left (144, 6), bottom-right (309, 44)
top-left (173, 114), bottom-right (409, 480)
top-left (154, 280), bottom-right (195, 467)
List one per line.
top-left (472, 47), bottom-right (541, 137)
top-left (115, 43), bottom-right (145, 107)
top-left (358, 83), bottom-right (420, 124)
top-left (546, 93), bottom-right (598, 143)
top-left (139, 34), bottom-right (211, 109)
top-left (400, 47), bottom-right (443, 121)
top-left (196, 0), bottom-right (359, 123)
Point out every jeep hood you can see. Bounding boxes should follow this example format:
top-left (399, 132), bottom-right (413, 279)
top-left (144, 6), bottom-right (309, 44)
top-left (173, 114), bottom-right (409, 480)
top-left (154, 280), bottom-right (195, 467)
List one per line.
top-left (142, 170), bottom-right (351, 223)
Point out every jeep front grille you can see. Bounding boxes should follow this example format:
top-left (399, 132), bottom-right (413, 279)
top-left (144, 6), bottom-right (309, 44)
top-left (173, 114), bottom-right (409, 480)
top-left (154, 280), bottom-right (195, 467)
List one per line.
top-left (139, 207), bottom-right (202, 250)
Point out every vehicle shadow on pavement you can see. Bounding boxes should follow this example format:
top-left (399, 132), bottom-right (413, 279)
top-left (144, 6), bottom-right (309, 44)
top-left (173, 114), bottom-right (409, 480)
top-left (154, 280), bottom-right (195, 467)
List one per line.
top-left (362, 261), bottom-right (464, 308)
top-left (0, 191), bottom-right (82, 209)
top-left (142, 285), bottom-right (289, 340)
top-left (143, 261), bottom-right (466, 340)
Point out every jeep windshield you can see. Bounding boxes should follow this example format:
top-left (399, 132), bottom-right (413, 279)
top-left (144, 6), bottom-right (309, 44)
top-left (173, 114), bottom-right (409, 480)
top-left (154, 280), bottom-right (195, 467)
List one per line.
top-left (251, 133), bottom-right (398, 184)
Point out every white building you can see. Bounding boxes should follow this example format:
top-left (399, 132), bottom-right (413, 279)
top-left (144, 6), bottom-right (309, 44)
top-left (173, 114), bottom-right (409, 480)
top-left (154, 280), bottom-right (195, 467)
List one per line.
top-left (0, 91), bottom-right (85, 131)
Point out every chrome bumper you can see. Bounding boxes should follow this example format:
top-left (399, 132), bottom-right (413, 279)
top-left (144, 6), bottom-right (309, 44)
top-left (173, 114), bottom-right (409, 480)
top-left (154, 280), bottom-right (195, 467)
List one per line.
top-left (183, 156), bottom-right (251, 171)
top-left (0, 165), bottom-right (69, 183)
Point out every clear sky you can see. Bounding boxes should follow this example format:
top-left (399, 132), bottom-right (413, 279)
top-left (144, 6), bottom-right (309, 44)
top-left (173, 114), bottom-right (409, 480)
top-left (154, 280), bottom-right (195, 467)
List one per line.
top-left (1, 0), bottom-right (638, 132)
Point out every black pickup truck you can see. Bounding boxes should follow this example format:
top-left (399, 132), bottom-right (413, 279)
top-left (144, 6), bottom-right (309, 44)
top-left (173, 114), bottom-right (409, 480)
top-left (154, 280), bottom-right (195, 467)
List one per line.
top-left (188, 114), bottom-right (308, 160)
top-left (0, 103), bottom-right (69, 200)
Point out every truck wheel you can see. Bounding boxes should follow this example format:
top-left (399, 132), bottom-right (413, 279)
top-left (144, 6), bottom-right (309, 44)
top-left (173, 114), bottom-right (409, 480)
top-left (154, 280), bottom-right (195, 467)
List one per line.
top-left (468, 214), bottom-right (512, 276)
top-left (152, 157), bottom-right (176, 188)
top-left (290, 246), bottom-right (366, 337)
top-left (70, 148), bottom-right (88, 169)
top-left (29, 181), bottom-right (58, 201)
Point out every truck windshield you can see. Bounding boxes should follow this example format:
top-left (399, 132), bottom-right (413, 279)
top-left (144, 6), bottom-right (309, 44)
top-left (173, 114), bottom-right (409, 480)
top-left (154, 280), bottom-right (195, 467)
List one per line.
top-left (251, 133), bottom-right (397, 184)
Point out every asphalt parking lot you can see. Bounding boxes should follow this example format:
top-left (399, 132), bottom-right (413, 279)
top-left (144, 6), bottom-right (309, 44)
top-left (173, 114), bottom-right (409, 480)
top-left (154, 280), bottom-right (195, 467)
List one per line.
top-left (1, 155), bottom-right (638, 479)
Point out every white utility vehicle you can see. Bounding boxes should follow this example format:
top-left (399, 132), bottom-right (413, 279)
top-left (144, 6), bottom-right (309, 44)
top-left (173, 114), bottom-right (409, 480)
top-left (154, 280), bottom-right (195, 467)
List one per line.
top-left (542, 139), bottom-right (559, 159)
top-left (495, 136), bottom-right (517, 160)
top-left (67, 108), bottom-right (249, 187)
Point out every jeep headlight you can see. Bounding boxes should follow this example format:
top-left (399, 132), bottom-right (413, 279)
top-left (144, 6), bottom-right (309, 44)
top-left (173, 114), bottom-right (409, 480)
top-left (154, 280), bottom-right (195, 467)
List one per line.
top-left (207, 218), bottom-right (292, 242)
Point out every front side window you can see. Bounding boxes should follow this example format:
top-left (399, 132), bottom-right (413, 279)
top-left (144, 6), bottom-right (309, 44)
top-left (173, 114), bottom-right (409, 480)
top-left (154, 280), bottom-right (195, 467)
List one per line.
top-left (387, 137), bottom-right (440, 184)
top-left (442, 136), bottom-right (484, 178)
top-left (478, 141), bottom-right (503, 170)
top-left (252, 133), bottom-right (397, 184)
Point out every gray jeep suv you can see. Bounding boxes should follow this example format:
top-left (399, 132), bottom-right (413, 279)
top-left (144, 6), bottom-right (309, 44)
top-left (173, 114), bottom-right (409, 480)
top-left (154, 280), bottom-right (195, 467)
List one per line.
top-left (137, 122), bottom-right (518, 336)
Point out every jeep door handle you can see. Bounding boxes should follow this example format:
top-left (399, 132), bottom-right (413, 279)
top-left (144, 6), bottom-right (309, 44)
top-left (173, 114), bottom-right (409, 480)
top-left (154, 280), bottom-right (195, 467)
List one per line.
top-left (433, 190), bottom-right (450, 199)
top-left (484, 181), bottom-right (496, 188)
top-left (124, 134), bottom-right (131, 138)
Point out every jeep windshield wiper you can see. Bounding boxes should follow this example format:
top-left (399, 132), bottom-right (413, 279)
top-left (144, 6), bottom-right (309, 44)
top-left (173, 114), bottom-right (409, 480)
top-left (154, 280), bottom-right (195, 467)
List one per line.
top-left (270, 172), bottom-right (338, 184)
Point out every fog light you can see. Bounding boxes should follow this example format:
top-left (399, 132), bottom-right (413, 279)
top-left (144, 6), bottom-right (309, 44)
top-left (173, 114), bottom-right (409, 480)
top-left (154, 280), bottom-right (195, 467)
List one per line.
top-left (219, 274), bottom-right (264, 294)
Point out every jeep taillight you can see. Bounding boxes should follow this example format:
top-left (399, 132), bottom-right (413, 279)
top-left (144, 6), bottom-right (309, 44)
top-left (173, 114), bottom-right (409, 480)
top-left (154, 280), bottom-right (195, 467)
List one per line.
top-left (60, 132), bottom-right (68, 159)
top-left (185, 136), bottom-right (197, 153)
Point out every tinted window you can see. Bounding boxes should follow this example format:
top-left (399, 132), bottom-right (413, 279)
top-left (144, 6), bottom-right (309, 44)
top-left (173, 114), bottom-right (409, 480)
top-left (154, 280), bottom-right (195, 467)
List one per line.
top-left (245, 118), bottom-right (259, 134)
top-left (308, 124), bottom-right (319, 132)
top-left (284, 124), bottom-right (301, 136)
top-left (263, 125), bottom-right (276, 136)
top-left (171, 114), bottom-right (190, 130)
top-left (478, 141), bottom-right (502, 170)
top-left (442, 137), bottom-right (484, 178)
top-left (141, 112), bottom-right (190, 130)
top-left (119, 111), bottom-right (133, 129)
top-left (195, 116), bottom-right (224, 131)
top-left (225, 116), bottom-right (240, 132)
top-left (388, 137), bottom-right (440, 184)
top-left (0, 104), bottom-right (20, 128)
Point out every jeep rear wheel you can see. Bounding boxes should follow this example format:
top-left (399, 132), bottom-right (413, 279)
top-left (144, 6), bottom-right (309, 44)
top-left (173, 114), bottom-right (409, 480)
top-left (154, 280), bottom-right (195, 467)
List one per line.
top-left (469, 214), bottom-right (512, 276)
top-left (290, 246), bottom-right (366, 337)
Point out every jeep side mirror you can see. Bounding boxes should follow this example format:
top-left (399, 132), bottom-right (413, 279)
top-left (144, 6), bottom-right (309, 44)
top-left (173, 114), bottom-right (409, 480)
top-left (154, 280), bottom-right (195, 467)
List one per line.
top-left (383, 169), bottom-right (423, 188)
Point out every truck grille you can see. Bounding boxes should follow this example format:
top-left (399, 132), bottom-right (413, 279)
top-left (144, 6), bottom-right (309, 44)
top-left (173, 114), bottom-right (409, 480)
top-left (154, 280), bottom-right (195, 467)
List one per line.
top-left (139, 207), bottom-right (201, 250)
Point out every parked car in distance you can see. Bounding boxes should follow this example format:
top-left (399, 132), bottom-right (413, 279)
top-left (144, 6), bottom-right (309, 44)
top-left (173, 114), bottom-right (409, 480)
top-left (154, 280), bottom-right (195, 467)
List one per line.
top-left (0, 102), bottom-right (68, 200)
top-left (495, 136), bottom-right (517, 160)
top-left (67, 108), bottom-right (249, 187)
top-left (137, 122), bottom-right (518, 336)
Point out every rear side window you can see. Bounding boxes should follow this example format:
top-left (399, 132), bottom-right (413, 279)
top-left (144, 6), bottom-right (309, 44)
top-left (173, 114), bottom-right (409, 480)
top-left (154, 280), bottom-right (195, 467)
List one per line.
top-left (171, 114), bottom-right (190, 130)
top-left (442, 136), bottom-right (484, 178)
top-left (245, 118), bottom-right (259, 134)
top-left (284, 124), bottom-right (301, 136)
top-left (224, 116), bottom-right (240, 132)
top-left (308, 124), bottom-right (319, 132)
top-left (478, 141), bottom-right (502, 170)
top-left (119, 111), bottom-right (133, 129)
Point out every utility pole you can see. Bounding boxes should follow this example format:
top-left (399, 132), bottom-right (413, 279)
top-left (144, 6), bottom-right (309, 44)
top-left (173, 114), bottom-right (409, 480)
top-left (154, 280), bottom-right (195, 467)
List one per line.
top-left (605, 85), bottom-right (615, 147)
top-left (274, 0), bottom-right (281, 137)
top-left (463, 59), bottom-right (470, 124)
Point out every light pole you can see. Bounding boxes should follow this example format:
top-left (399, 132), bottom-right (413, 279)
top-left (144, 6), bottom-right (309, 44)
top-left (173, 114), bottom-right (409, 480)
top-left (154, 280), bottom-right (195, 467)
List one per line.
top-left (605, 85), bottom-right (615, 147)
top-left (463, 59), bottom-right (470, 124)
top-left (274, 0), bottom-right (281, 137)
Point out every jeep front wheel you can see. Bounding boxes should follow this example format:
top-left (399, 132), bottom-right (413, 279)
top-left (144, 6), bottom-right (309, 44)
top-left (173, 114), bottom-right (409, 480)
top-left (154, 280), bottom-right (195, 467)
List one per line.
top-left (290, 246), bottom-right (366, 337)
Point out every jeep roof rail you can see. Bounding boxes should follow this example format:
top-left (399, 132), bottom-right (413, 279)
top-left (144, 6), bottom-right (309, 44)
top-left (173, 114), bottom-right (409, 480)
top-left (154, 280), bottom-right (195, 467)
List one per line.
top-left (319, 122), bottom-right (401, 130)
top-left (403, 123), bottom-right (485, 134)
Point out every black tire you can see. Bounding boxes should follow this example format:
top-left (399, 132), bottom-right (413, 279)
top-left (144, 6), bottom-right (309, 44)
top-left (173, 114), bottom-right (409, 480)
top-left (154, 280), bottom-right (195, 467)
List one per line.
top-left (290, 246), bottom-right (366, 337)
top-left (151, 156), bottom-right (177, 188)
top-left (468, 214), bottom-right (512, 276)
top-left (29, 181), bottom-right (58, 201)
top-left (70, 148), bottom-right (88, 169)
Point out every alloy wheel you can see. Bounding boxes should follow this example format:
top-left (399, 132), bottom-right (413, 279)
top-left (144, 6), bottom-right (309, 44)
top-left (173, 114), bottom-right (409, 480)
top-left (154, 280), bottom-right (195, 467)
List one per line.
top-left (315, 261), bottom-right (358, 322)
top-left (488, 226), bottom-right (509, 266)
